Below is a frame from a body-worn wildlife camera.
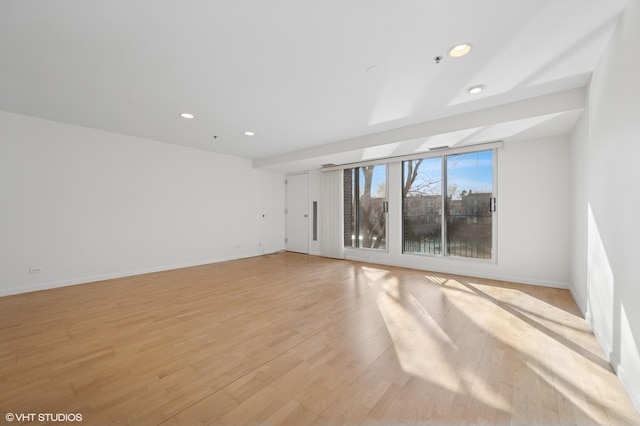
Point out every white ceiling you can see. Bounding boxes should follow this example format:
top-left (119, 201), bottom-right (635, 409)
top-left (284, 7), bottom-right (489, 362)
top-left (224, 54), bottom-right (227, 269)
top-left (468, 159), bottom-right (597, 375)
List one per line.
top-left (0, 0), bottom-right (629, 172)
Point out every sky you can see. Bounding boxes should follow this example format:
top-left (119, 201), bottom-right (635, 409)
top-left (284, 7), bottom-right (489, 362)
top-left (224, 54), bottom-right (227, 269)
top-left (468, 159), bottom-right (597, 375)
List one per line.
top-left (446, 150), bottom-right (493, 196)
top-left (404, 149), bottom-right (493, 198)
top-left (359, 165), bottom-right (388, 197)
top-left (357, 149), bottom-right (493, 198)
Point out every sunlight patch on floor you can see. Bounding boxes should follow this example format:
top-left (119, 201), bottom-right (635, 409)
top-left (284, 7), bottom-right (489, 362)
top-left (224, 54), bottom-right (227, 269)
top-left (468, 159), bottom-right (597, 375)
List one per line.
top-left (362, 267), bottom-right (513, 412)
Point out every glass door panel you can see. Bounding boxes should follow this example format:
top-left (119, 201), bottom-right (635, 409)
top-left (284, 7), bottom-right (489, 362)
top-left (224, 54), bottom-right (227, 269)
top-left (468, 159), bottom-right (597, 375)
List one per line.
top-left (445, 150), bottom-right (493, 259)
top-left (402, 158), bottom-right (442, 255)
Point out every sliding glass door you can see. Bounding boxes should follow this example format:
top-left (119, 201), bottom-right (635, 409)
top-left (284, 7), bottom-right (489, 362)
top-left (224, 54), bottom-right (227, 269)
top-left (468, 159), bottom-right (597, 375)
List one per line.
top-left (403, 149), bottom-right (494, 259)
top-left (402, 158), bottom-right (442, 255)
top-left (445, 151), bottom-right (493, 259)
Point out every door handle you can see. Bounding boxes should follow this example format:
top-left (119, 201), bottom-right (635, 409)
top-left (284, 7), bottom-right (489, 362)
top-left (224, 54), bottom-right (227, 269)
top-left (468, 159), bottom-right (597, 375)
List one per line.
top-left (304, 214), bottom-right (308, 217)
top-left (489, 197), bottom-right (496, 212)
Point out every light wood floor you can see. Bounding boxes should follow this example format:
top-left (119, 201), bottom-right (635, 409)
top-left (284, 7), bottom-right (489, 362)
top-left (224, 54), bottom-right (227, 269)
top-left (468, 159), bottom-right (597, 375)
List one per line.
top-left (1, 253), bottom-right (638, 425)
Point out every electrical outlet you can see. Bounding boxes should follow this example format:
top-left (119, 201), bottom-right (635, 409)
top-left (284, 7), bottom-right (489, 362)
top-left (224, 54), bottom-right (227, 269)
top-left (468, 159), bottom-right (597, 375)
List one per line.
top-left (29, 267), bottom-right (42, 274)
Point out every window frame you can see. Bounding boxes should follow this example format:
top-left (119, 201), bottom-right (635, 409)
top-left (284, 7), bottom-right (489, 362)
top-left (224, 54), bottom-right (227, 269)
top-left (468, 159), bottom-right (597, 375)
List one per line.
top-left (401, 148), bottom-right (497, 262)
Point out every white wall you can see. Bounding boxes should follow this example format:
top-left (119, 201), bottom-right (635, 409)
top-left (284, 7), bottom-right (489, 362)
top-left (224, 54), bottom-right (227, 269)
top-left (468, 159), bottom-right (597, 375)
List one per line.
top-left (0, 111), bottom-right (285, 296)
top-left (569, 111), bottom-right (590, 312)
top-left (569, 0), bottom-right (640, 410)
top-left (342, 135), bottom-right (572, 288)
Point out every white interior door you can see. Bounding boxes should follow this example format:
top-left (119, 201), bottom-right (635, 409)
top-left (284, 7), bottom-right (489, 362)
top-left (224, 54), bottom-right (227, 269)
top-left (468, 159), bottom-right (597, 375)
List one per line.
top-left (285, 173), bottom-right (309, 254)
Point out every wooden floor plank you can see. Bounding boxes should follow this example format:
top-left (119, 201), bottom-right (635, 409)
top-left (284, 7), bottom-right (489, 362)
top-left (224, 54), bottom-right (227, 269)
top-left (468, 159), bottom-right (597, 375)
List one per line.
top-left (0, 252), bottom-right (638, 425)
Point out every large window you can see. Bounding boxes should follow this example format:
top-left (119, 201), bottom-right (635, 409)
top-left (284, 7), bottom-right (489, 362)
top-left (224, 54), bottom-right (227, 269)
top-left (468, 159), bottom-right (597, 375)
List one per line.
top-left (344, 165), bottom-right (388, 249)
top-left (403, 149), bottom-right (494, 259)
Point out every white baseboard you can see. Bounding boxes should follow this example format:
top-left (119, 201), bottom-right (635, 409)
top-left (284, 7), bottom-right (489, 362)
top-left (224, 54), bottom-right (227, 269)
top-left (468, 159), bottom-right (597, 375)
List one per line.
top-left (0, 251), bottom-right (264, 297)
top-left (567, 299), bottom-right (640, 413)
top-left (568, 287), bottom-right (588, 318)
top-left (342, 253), bottom-right (569, 289)
top-left (616, 362), bottom-right (640, 413)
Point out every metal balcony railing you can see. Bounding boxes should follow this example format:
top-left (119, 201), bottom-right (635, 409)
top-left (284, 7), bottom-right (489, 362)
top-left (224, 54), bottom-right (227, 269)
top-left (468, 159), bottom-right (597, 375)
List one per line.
top-left (402, 238), bottom-right (492, 259)
top-left (403, 213), bottom-right (492, 259)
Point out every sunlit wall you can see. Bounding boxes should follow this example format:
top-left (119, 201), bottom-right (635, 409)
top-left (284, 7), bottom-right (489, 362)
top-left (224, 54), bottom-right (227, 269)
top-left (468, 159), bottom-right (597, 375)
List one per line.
top-left (569, 0), bottom-right (640, 411)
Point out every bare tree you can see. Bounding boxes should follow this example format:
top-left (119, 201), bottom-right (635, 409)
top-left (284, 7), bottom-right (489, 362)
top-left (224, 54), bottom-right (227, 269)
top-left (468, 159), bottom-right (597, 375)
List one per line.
top-left (357, 160), bottom-right (446, 249)
top-left (403, 160), bottom-right (441, 197)
top-left (359, 166), bottom-right (374, 248)
top-left (358, 166), bottom-right (387, 249)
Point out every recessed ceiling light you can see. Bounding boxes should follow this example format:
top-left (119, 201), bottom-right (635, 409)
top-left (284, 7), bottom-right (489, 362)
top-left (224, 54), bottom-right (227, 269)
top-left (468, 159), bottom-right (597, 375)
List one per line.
top-left (468, 85), bottom-right (485, 94)
top-left (244, 131), bottom-right (255, 136)
top-left (179, 113), bottom-right (195, 119)
top-left (366, 65), bottom-right (380, 73)
top-left (448, 43), bottom-right (472, 58)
